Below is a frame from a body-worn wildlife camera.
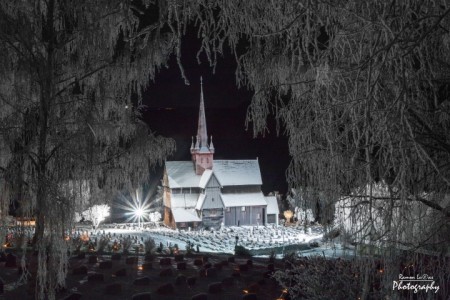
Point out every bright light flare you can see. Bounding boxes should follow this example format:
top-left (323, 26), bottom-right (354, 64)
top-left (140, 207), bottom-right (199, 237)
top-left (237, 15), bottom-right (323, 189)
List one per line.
top-left (116, 187), bottom-right (154, 226)
top-left (135, 208), bottom-right (144, 217)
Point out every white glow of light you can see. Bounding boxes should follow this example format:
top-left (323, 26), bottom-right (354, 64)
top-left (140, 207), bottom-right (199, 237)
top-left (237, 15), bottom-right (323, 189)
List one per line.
top-left (135, 208), bottom-right (144, 217)
top-left (116, 187), bottom-right (154, 225)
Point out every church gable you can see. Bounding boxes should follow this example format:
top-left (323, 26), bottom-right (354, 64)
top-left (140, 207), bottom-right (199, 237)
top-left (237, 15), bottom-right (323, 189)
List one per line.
top-left (202, 173), bottom-right (223, 209)
top-left (205, 173), bottom-right (220, 188)
top-left (200, 193), bottom-right (223, 210)
top-left (199, 170), bottom-right (221, 189)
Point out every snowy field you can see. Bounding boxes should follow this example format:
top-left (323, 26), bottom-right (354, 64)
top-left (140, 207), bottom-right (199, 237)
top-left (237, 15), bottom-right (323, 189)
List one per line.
top-left (76, 223), bottom-right (355, 258)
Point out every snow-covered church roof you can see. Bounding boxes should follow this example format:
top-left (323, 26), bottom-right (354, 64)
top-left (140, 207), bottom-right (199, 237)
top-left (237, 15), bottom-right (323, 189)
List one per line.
top-left (168, 193), bottom-right (199, 208)
top-left (171, 208), bottom-right (202, 222)
top-left (221, 192), bottom-right (267, 207)
top-left (165, 159), bottom-right (263, 188)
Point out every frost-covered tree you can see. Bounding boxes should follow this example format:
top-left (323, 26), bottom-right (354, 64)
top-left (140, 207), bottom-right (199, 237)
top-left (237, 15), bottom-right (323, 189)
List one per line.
top-left (0, 1), bottom-right (175, 298)
top-left (149, 210), bottom-right (161, 223)
top-left (288, 187), bottom-right (334, 225)
top-left (158, 1), bottom-right (450, 298)
top-left (173, 0), bottom-right (450, 215)
top-left (82, 204), bottom-right (110, 229)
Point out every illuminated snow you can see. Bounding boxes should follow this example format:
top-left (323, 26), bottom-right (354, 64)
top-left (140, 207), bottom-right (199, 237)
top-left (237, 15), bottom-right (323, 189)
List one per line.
top-left (87, 223), bottom-right (333, 257)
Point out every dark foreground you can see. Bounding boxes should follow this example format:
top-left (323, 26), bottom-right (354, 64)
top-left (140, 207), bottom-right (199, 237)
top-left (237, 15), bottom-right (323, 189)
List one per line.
top-left (0, 251), bottom-right (285, 300)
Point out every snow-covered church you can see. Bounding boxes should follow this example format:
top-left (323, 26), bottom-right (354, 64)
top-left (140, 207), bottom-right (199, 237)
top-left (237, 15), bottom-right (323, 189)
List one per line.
top-left (163, 79), bottom-right (279, 229)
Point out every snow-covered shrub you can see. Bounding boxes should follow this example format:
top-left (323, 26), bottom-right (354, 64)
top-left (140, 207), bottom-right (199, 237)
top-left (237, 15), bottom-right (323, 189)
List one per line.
top-left (334, 183), bottom-right (450, 253)
top-left (294, 207), bottom-right (314, 225)
top-left (149, 211), bottom-right (161, 223)
top-left (81, 204), bottom-right (110, 229)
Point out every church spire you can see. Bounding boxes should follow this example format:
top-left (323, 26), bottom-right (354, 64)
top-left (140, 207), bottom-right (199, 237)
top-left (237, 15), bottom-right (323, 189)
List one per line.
top-left (191, 77), bottom-right (214, 175)
top-left (197, 76), bottom-right (208, 151)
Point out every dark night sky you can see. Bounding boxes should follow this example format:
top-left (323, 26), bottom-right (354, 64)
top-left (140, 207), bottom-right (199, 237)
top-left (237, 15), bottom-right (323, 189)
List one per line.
top-left (142, 34), bottom-right (290, 195)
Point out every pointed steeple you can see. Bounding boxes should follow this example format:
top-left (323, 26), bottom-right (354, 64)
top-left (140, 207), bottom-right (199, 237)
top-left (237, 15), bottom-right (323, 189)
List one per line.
top-left (197, 76), bottom-right (208, 151)
top-left (191, 77), bottom-right (214, 174)
top-left (209, 135), bottom-right (214, 151)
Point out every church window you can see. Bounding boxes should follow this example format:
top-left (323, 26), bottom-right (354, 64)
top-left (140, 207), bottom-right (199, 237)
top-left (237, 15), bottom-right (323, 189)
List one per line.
top-left (241, 206), bottom-right (246, 212)
top-left (226, 207), bottom-right (230, 212)
top-left (257, 213), bottom-right (260, 219)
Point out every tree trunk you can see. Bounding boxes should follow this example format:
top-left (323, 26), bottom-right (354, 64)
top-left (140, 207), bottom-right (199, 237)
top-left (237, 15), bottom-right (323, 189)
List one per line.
top-left (35, 0), bottom-right (55, 298)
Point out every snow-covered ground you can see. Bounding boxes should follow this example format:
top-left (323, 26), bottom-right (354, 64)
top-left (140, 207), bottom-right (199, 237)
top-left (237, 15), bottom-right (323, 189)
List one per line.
top-left (76, 222), bottom-right (354, 258)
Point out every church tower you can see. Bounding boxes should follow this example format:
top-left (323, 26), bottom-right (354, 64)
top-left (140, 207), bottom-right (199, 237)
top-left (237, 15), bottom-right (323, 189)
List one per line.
top-left (191, 77), bottom-right (214, 175)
